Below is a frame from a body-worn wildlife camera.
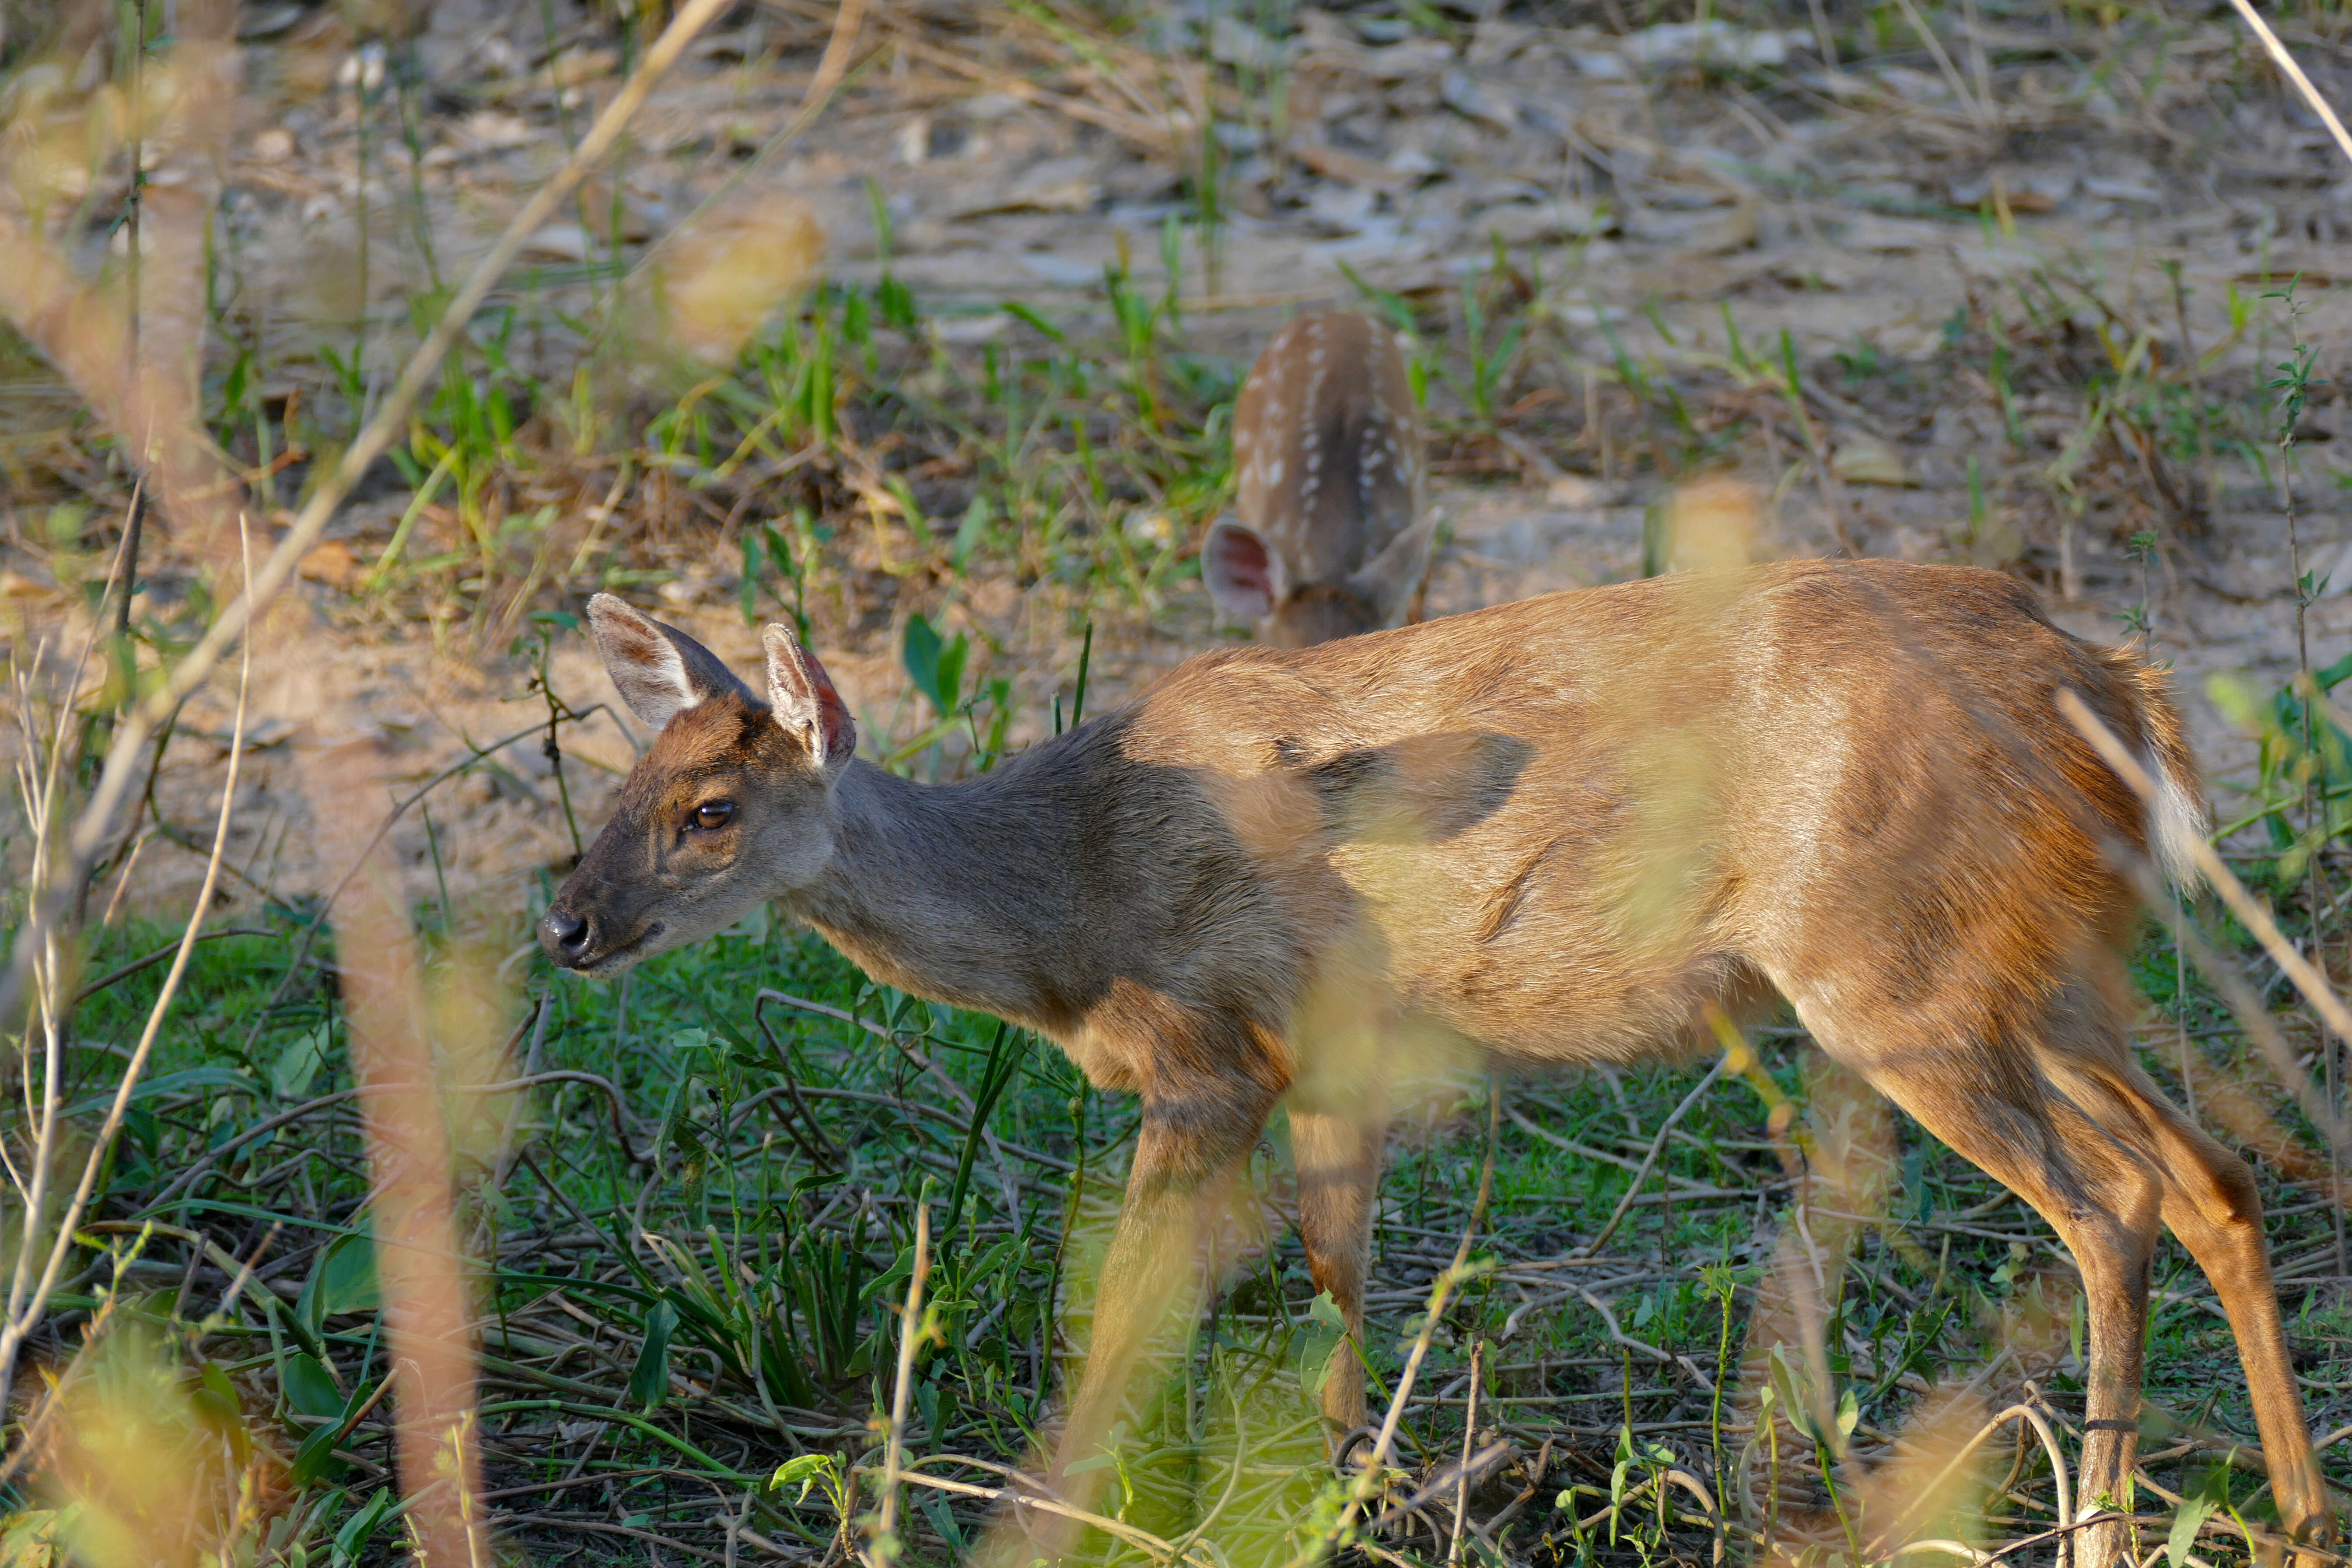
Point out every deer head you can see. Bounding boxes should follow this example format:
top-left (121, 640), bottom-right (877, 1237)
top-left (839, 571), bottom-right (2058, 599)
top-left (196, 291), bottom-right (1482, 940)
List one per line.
top-left (539, 594), bottom-right (855, 975)
top-left (1201, 511), bottom-right (1437, 647)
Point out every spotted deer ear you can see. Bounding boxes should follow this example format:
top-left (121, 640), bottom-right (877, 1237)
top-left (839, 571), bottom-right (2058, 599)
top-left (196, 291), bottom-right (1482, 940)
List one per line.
top-left (1202, 518), bottom-right (1287, 621)
top-left (587, 593), bottom-right (750, 730)
top-left (763, 625), bottom-right (856, 771)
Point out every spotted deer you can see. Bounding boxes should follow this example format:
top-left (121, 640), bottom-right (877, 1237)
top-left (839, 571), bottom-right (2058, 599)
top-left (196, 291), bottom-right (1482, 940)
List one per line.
top-left (542, 564), bottom-right (2330, 1567)
top-left (1202, 309), bottom-right (1433, 646)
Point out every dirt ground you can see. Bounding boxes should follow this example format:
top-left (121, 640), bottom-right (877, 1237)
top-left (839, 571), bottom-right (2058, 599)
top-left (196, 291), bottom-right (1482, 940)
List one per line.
top-left (9, 0), bottom-right (2352, 928)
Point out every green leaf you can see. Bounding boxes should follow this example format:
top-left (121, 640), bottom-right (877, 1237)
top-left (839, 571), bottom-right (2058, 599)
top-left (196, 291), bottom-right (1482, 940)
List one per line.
top-left (919, 1492), bottom-right (965, 1554)
top-left (952, 496), bottom-right (993, 570)
top-left (1000, 301), bottom-right (1064, 344)
top-left (878, 274), bottom-right (918, 335)
top-left (63, 1067), bottom-right (262, 1119)
top-left (295, 1233), bottom-right (380, 1334)
top-left (739, 534), bottom-right (764, 626)
top-left (190, 1363), bottom-right (250, 1468)
top-left (934, 633), bottom-right (968, 715)
top-left (903, 615), bottom-right (945, 714)
top-left (630, 1300), bottom-right (677, 1411)
top-left (332, 1490), bottom-right (396, 1564)
top-left (282, 1353), bottom-right (344, 1420)
top-left (290, 1416), bottom-right (350, 1486)
top-left (0, 1508), bottom-right (66, 1568)
top-left (900, 615), bottom-right (969, 720)
top-left (1293, 1291), bottom-right (1347, 1406)
top-left (270, 1026), bottom-right (330, 1101)
top-left (1836, 1386), bottom-right (1859, 1440)
top-left (770, 1452), bottom-right (838, 1504)
top-left (2167, 1472), bottom-right (2226, 1568)
top-left (1768, 1346), bottom-right (1815, 1442)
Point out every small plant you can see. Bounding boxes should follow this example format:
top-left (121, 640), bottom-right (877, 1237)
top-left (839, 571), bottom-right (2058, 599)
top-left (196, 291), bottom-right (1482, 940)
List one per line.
top-left (2118, 528), bottom-right (2159, 637)
top-left (890, 613), bottom-right (1018, 776)
top-left (1448, 235), bottom-right (1533, 428)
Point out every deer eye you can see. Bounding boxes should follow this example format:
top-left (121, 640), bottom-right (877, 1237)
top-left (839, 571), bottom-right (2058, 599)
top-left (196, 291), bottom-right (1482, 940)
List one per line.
top-left (691, 800), bottom-right (736, 831)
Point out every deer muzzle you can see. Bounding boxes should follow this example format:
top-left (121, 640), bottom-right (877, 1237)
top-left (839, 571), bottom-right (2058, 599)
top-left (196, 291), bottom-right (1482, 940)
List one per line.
top-left (539, 898), bottom-right (665, 976)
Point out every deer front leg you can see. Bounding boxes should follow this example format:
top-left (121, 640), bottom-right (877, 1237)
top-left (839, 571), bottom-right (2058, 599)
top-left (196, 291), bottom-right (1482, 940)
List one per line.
top-left (1290, 1095), bottom-right (1387, 1437)
top-left (1044, 1082), bottom-right (1278, 1529)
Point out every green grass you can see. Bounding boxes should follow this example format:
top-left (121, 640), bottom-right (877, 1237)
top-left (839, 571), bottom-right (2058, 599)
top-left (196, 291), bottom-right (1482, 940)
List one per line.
top-left (15, 865), bottom-right (2351, 1566)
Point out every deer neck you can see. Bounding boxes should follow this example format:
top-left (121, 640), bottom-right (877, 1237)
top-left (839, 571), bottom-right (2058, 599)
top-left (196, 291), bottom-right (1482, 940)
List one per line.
top-left (787, 754), bottom-right (1079, 1027)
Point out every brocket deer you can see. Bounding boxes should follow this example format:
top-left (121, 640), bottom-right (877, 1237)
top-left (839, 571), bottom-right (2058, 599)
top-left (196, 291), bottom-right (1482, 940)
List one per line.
top-left (1202, 309), bottom-right (1433, 645)
top-left (541, 563), bottom-right (2330, 1567)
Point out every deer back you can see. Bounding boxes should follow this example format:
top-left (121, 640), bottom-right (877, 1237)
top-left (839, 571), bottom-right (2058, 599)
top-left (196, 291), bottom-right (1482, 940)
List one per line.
top-left (1204, 311), bottom-right (1430, 647)
top-left (547, 562), bottom-right (2196, 1095)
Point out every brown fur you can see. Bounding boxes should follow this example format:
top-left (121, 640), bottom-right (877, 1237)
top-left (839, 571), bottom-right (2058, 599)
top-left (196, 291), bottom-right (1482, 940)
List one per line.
top-left (546, 562), bottom-right (2330, 1567)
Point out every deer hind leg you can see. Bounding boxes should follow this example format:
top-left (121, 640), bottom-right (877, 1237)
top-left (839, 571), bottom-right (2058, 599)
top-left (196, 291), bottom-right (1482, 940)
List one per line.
top-left (2068, 1062), bottom-right (2332, 1559)
top-left (1813, 1031), bottom-right (2163, 1568)
top-left (1289, 1090), bottom-right (1388, 1436)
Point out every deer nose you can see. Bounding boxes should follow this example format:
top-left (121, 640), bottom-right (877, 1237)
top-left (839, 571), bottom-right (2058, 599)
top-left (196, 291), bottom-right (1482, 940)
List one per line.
top-left (542, 908), bottom-right (594, 960)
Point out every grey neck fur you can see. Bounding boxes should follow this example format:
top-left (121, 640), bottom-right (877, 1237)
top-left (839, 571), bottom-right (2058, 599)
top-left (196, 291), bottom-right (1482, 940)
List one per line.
top-left (786, 747), bottom-right (1090, 1029)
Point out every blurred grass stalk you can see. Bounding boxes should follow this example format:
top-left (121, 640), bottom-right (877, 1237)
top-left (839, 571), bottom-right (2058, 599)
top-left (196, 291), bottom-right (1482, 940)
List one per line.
top-left (0, 521), bottom-right (251, 1423)
top-left (292, 735), bottom-right (487, 1568)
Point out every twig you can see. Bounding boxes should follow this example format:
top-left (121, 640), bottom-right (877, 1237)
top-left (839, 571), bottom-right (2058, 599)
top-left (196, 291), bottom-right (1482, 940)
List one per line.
top-left (499, 1515), bottom-right (731, 1564)
top-left (892, 1466), bottom-right (1201, 1563)
top-left (489, 994), bottom-right (557, 1197)
top-left (1504, 1104), bottom-right (1724, 1192)
top-left (1866, 1402), bottom-right (2073, 1557)
top-left (2221, 0), bottom-right (2352, 174)
top-left (144, 1069), bottom-right (647, 1211)
top-left (630, 0), bottom-right (871, 274)
top-left (1885, 0), bottom-right (1993, 130)
top-left (1572, 1286), bottom-right (1720, 1396)
top-left (1573, 1059), bottom-right (1727, 1257)
top-left (1370, 1439), bottom-right (1514, 1536)
top-left (873, 1201), bottom-right (931, 1568)
top-left (1449, 1337), bottom-right (1483, 1566)
top-left (71, 928), bottom-right (276, 1004)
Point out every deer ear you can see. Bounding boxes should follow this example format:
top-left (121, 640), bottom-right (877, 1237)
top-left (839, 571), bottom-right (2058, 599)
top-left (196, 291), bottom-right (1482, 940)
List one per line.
top-left (1202, 518), bottom-right (1286, 620)
top-left (763, 624), bottom-right (857, 771)
top-left (587, 593), bottom-right (749, 729)
top-left (1345, 509), bottom-right (1439, 629)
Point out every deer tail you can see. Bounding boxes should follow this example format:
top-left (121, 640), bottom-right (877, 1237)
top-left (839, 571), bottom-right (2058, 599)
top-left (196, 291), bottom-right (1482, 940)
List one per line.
top-left (2123, 659), bottom-right (2207, 893)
